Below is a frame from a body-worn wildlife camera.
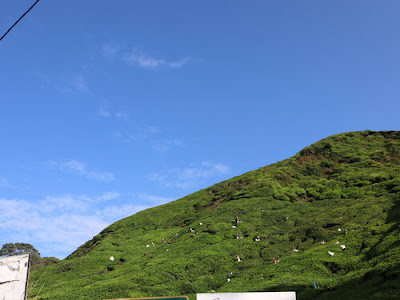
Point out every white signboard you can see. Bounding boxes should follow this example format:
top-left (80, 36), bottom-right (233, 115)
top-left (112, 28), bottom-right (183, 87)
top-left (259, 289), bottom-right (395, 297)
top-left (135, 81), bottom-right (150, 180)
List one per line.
top-left (197, 292), bottom-right (296, 300)
top-left (0, 254), bottom-right (30, 300)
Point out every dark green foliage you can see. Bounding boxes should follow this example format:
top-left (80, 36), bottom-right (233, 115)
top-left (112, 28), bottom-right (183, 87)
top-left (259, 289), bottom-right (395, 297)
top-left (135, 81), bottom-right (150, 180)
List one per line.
top-left (28, 131), bottom-right (400, 300)
top-left (39, 257), bottom-right (61, 266)
top-left (0, 242), bottom-right (40, 257)
top-left (1, 243), bottom-right (41, 265)
top-left (0, 243), bottom-right (61, 269)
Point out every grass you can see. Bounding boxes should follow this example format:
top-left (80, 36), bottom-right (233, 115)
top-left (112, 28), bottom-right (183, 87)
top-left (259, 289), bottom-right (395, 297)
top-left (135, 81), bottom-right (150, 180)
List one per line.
top-left (28, 130), bottom-right (400, 299)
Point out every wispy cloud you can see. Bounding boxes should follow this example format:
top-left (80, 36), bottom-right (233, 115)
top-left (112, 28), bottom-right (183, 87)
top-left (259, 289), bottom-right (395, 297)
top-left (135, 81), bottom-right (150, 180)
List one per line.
top-left (100, 42), bottom-right (190, 70)
top-left (55, 74), bottom-right (90, 94)
top-left (0, 193), bottom-right (146, 258)
top-left (69, 74), bottom-right (90, 93)
top-left (144, 126), bottom-right (162, 136)
top-left (136, 193), bottom-right (175, 205)
top-left (149, 162), bottom-right (231, 189)
top-left (152, 139), bottom-right (184, 152)
top-left (114, 111), bottom-right (129, 121)
top-left (123, 51), bottom-right (190, 70)
top-left (98, 204), bottom-right (150, 220)
top-left (98, 105), bottom-right (111, 117)
top-left (38, 72), bottom-right (91, 95)
top-left (167, 57), bottom-right (191, 69)
top-left (114, 127), bottom-right (184, 153)
top-left (49, 160), bottom-right (115, 182)
top-left (98, 105), bottom-right (129, 120)
top-left (95, 192), bottom-right (120, 202)
top-left (114, 126), bottom-right (161, 143)
top-left (100, 42), bottom-right (120, 60)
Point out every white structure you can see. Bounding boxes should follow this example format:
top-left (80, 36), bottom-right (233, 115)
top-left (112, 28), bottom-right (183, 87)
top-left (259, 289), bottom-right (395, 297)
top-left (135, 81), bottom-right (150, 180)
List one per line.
top-left (197, 292), bottom-right (296, 300)
top-left (0, 254), bottom-right (30, 300)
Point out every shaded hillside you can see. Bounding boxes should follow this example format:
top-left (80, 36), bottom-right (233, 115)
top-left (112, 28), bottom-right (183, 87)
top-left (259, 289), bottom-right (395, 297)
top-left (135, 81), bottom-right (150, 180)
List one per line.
top-left (29, 131), bottom-right (400, 300)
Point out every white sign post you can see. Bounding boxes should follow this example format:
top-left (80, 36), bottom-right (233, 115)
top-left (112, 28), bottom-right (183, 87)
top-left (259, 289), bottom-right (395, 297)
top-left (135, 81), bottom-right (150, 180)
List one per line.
top-left (197, 292), bottom-right (296, 300)
top-left (0, 254), bottom-right (30, 300)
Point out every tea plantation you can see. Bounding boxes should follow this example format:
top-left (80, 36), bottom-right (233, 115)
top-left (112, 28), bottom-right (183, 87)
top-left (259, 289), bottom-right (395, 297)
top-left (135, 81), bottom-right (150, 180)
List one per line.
top-left (28, 131), bottom-right (400, 299)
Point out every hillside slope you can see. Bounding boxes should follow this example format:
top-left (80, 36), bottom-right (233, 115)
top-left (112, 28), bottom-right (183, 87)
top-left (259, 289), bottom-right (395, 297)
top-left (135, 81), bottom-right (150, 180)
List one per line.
top-left (29, 131), bottom-right (400, 300)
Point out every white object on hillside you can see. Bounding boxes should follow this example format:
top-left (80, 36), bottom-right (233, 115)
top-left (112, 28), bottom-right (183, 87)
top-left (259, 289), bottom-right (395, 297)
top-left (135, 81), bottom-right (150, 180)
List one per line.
top-left (0, 254), bottom-right (30, 300)
top-left (109, 256), bottom-right (114, 261)
top-left (197, 292), bottom-right (296, 300)
top-left (340, 245), bottom-right (346, 250)
top-left (328, 251), bottom-right (335, 256)
top-left (338, 228), bottom-right (342, 232)
top-left (293, 249), bottom-right (299, 253)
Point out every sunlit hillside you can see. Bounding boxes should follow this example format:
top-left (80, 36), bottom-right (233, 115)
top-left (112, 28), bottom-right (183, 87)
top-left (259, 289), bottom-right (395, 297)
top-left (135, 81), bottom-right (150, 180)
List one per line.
top-left (29, 131), bottom-right (400, 300)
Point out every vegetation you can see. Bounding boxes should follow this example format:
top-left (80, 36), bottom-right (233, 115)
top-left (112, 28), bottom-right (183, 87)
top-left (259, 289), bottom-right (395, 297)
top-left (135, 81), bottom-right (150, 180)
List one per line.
top-left (28, 131), bottom-right (400, 299)
top-left (0, 243), bottom-right (40, 257)
top-left (0, 243), bottom-right (60, 268)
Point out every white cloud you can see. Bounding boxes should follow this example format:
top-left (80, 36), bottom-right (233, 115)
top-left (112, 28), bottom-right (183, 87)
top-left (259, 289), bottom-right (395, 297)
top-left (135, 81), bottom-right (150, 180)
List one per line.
top-left (39, 72), bottom-right (91, 95)
top-left (61, 160), bottom-right (86, 173)
top-left (114, 125), bottom-right (161, 143)
top-left (123, 51), bottom-right (190, 70)
top-left (100, 43), bottom-right (120, 60)
top-left (168, 57), bottom-right (190, 69)
top-left (96, 204), bottom-right (150, 220)
top-left (152, 138), bottom-right (184, 152)
top-left (50, 160), bottom-right (115, 182)
top-left (70, 74), bottom-right (90, 93)
top-left (149, 162), bottom-right (231, 189)
top-left (55, 74), bottom-right (90, 94)
top-left (0, 193), bottom-right (149, 258)
top-left (114, 111), bottom-right (129, 121)
top-left (124, 53), bottom-right (164, 69)
top-left (136, 193), bottom-right (175, 205)
top-left (39, 195), bottom-right (90, 214)
top-left (98, 105), bottom-right (111, 117)
top-left (95, 192), bottom-right (120, 202)
top-left (98, 105), bottom-right (129, 121)
top-left (114, 128), bottom-right (184, 153)
top-left (144, 126), bottom-right (161, 136)
top-left (100, 42), bottom-right (191, 70)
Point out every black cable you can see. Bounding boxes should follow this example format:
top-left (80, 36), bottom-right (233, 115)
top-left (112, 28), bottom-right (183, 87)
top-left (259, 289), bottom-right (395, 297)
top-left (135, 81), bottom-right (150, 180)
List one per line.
top-left (0, 0), bottom-right (41, 42)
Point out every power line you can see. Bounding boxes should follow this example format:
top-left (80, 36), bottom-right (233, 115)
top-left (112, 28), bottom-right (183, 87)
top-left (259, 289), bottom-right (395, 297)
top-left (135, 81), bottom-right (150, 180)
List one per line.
top-left (0, 0), bottom-right (41, 42)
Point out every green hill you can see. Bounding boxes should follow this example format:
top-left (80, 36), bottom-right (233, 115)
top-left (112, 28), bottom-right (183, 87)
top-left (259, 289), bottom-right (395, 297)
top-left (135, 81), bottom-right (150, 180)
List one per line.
top-left (29, 131), bottom-right (400, 300)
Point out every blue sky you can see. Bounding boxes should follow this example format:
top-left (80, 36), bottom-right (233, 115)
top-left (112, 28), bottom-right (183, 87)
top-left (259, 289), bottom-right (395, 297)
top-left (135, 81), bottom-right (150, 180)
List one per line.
top-left (0, 1), bottom-right (399, 258)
